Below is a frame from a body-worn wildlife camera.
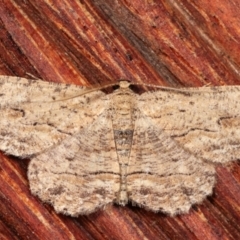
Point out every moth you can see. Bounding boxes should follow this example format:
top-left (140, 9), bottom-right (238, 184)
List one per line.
top-left (0, 76), bottom-right (239, 216)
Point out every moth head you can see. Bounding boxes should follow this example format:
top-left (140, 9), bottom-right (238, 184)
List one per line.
top-left (119, 80), bottom-right (131, 89)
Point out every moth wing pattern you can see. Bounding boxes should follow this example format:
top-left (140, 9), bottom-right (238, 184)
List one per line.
top-left (28, 110), bottom-right (120, 216)
top-left (127, 112), bottom-right (215, 215)
top-left (1, 76), bottom-right (240, 216)
top-left (137, 86), bottom-right (240, 164)
top-left (0, 76), bottom-right (106, 157)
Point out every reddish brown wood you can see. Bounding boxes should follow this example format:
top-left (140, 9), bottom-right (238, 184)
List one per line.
top-left (0, 1), bottom-right (240, 239)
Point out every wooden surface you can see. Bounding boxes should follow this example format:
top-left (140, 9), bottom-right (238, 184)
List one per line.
top-left (0, 1), bottom-right (240, 239)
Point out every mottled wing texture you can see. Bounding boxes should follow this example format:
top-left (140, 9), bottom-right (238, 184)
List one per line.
top-left (2, 77), bottom-right (240, 216)
top-left (127, 113), bottom-right (215, 215)
top-left (137, 86), bottom-right (240, 163)
top-left (0, 76), bottom-right (106, 157)
top-left (28, 111), bottom-right (120, 216)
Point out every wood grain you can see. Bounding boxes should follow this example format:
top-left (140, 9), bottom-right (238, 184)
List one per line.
top-left (0, 0), bottom-right (240, 239)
